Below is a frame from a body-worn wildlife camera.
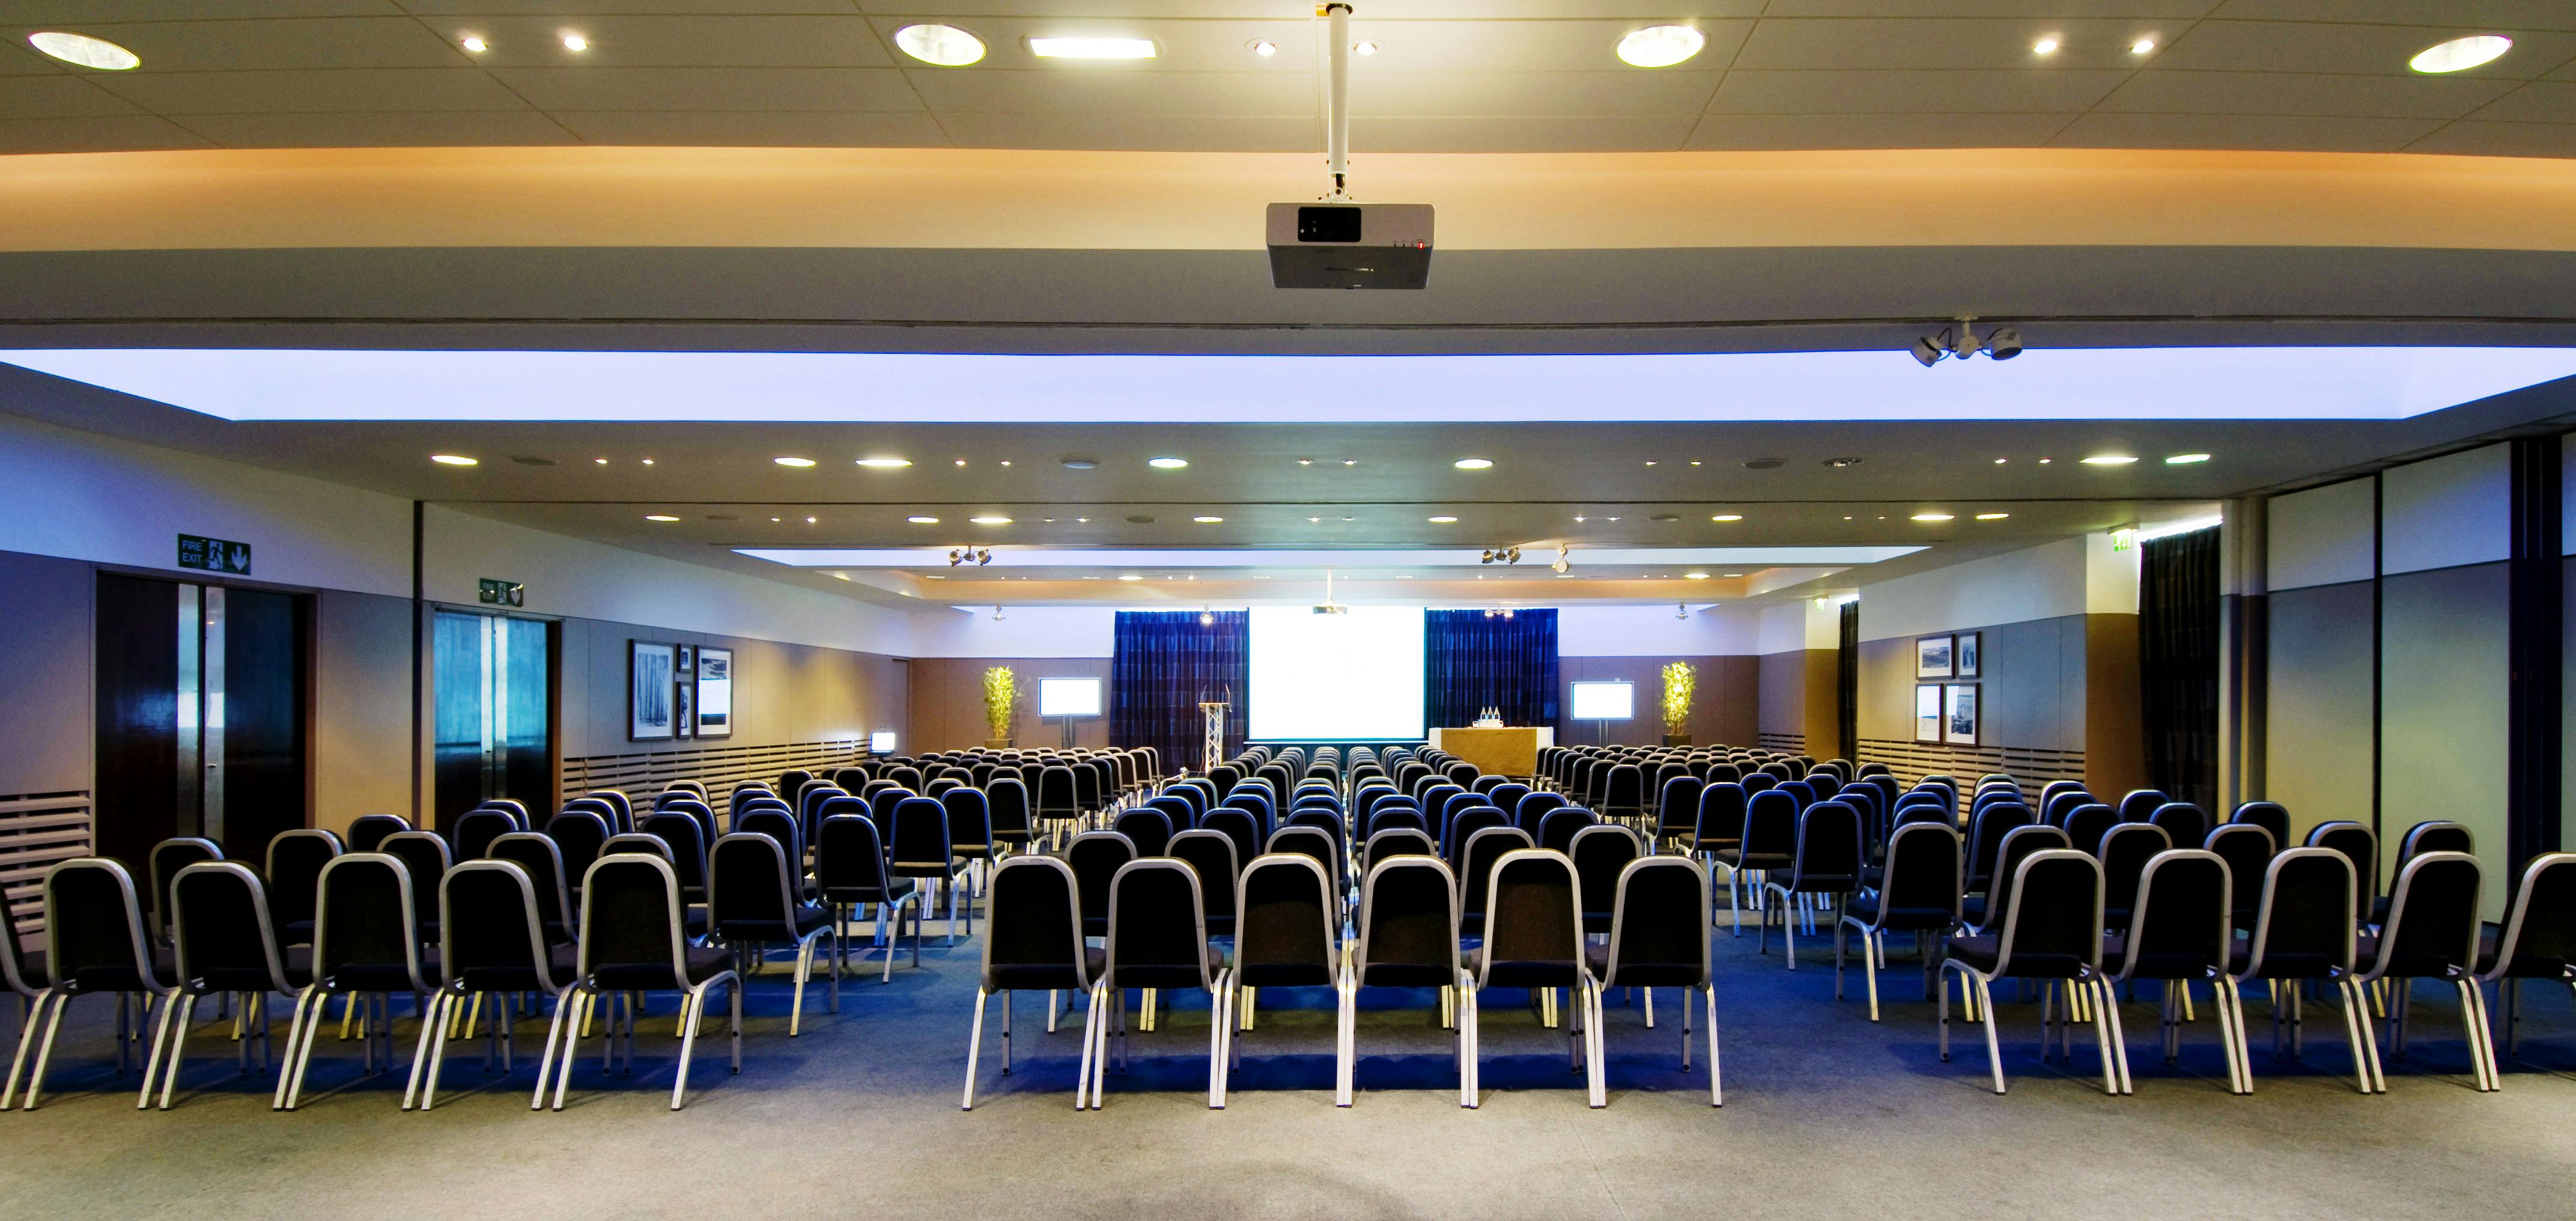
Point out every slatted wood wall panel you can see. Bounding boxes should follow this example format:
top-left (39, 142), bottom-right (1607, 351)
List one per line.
top-left (1757, 732), bottom-right (1807, 755)
top-left (563, 740), bottom-right (867, 819)
top-left (1857, 739), bottom-right (2088, 815)
top-left (1, 791), bottom-right (91, 942)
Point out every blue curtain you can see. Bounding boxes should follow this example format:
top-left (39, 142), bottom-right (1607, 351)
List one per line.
top-left (1424, 609), bottom-right (1559, 729)
top-left (1111, 610), bottom-right (1248, 774)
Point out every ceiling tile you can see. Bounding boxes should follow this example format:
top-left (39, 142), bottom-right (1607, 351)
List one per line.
top-left (63, 17), bottom-right (470, 72)
top-left (872, 16), bottom-right (1751, 75)
top-left (2052, 111), bottom-right (2444, 150)
top-left (1684, 111), bottom-right (2076, 149)
top-left (464, 15), bottom-right (896, 68)
top-left (1767, 2), bottom-right (2216, 13)
top-left (0, 1), bottom-right (400, 17)
top-left (93, 67), bottom-right (532, 114)
top-left (2403, 119), bottom-right (2576, 156)
top-left (2100, 69), bottom-right (2520, 118)
top-left (2463, 80), bottom-right (2576, 123)
top-left (1355, 114), bottom-right (1700, 152)
top-left (2156, 21), bottom-right (2576, 78)
top-left (399, 1), bottom-right (852, 13)
top-left (860, 1), bottom-right (1766, 17)
top-left (1, 36), bottom-right (69, 75)
top-left (1733, 19), bottom-right (2176, 70)
top-left (908, 69), bottom-right (1310, 117)
top-left (869, 14), bottom-right (1320, 72)
top-left (1353, 71), bottom-right (1722, 117)
top-left (2206, 1), bottom-right (2576, 32)
top-left (180, 109), bottom-right (577, 147)
top-left (1709, 69), bottom-right (2127, 114)
top-left (933, 112), bottom-right (1313, 151)
top-left (0, 73), bottom-right (144, 118)
top-left (493, 67), bottom-right (923, 112)
top-left (550, 109), bottom-right (950, 146)
top-left (0, 112), bottom-right (208, 151)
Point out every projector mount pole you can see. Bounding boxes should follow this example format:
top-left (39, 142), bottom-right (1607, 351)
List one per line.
top-left (1322, 3), bottom-right (1352, 201)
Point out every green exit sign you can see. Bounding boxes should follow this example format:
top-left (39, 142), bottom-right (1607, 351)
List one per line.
top-left (177, 534), bottom-right (252, 575)
top-left (478, 579), bottom-right (524, 607)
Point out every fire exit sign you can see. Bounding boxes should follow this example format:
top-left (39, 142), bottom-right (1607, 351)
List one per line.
top-left (478, 578), bottom-right (525, 607)
top-left (177, 534), bottom-right (252, 575)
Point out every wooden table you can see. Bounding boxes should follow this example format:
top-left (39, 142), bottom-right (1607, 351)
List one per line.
top-left (1428, 726), bottom-right (1554, 778)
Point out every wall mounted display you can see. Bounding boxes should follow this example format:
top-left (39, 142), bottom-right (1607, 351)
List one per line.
top-left (694, 647), bottom-right (733, 738)
top-left (1943, 683), bottom-right (1979, 746)
top-left (1039, 677), bottom-right (1104, 717)
top-left (1569, 680), bottom-right (1635, 721)
top-left (1914, 684), bottom-right (1943, 742)
top-left (1954, 631), bottom-right (1980, 678)
top-left (1916, 635), bottom-right (1954, 678)
top-left (629, 641), bottom-right (675, 741)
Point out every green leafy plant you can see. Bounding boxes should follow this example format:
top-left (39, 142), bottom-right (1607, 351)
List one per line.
top-left (1660, 661), bottom-right (1696, 735)
top-left (982, 666), bottom-right (1017, 740)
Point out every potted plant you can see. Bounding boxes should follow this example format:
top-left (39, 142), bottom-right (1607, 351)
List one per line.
top-left (982, 665), bottom-right (1017, 748)
top-left (1660, 660), bottom-right (1695, 746)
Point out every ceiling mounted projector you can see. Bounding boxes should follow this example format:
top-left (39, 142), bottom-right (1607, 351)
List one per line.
top-left (1269, 4), bottom-right (1432, 290)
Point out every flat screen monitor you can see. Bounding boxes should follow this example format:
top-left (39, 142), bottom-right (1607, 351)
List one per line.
top-left (1569, 680), bottom-right (1635, 721)
top-left (1039, 677), bottom-right (1104, 717)
top-left (868, 730), bottom-right (898, 754)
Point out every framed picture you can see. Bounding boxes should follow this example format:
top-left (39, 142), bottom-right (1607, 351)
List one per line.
top-left (695, 647), bottom-right (734, 738)
top-left (674, 679), bottom-right (695, 738)
top-left (629, 641), bottom-right (675, 741)
top-left (1955, 631), bottom-right (1981, 678)
top-left (676, 644), bottom-right (695, 675)
top-left (1944, 683), bottom-right (1980, 746)
top-left (1916, 635), bottom-right (1954, 678)
top-left (1915, 684), bottom-right (1943, 743)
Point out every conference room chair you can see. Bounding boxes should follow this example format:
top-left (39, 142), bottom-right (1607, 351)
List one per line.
top-left (2148, 803), bottom-right (2212, 852)
top-left (889, 796), bottom-right (971, 953)
top-left (1961, 802), bottom-right (2036, 899)
top-left (542, 810), bottom-right (612, 909)
top-left (1939, 848), bottom-right (2116, 1096)
top-left (275, 853), bottom-right (434, 1111)
top-left (265, 828), bottom-right (343, 945)
top-left (473, 798), bottom-right (532, 829)
top-left (2204, 823), bottom-right (2276, 934)
top-left (709, 831), bottom-right (837, 1037)
top-left (1205, 764), bottom-right (1242, 797)
top-left (1962, 825), bottom-right (2072, 940)
top-left (1134, 793), bottom-right (1188, 834)
top-left (1704, 763), bottom-right (1742, 785)
top-left (2476, 852), bottom-right (2576, 1068)
top-left (1223, 853), bottom-right (1340, 1106)
top-left (639, 812), bottom-right (715, 919)
top-left (378, 832), bottom-right (452, 949)
top-left (1689, 782), bottom-right (1747, 876)
top-left (2351, 851), bottom-right (2494, 1092)
top-left (1839, 821), bottom-right (1961, 1020)
top-left (2038, 790), bottom-right (2092, 827)
top-left (1362, 827), bottom-right (1438, 876)
top-left (1344, 855), bottom-right (1471, 1107)
top-left (147, 836), bottom-right (222, 946)
top-left (2230, 800), bottom-right (2292, 847)
top-left (813, 814), bottom-right (917, 984)
top-left (406, 859), bottom-right (577, 1111)
top-left (963, 856), bottom-right (1101, 1110)
top-left (585, 790), bottom-right (636, 835)
top-left (1444, 805), bottom-right (1507, 867)
top-left (1742, 773), bottom-right (1777, 796)
top-left (792, 785), bottom-right (845, 844)
top-left (656, 796), bottom-right (720, 847)
top-left (553, 853), bottom-right (741, 1112)
top-left (1113, 809), bottom-right (1174, 860)
top-left (345, 814), bottom-right (410, 854)
top-left (1266, 824), bottom-right (1343, 903)
top-left (2062, 803), bottom-right (2120, 859)
top-left (487, 832), bottom-right (574, 947)
top-left (1035, 766), bottom-right (1083, 847)
top-left (664, 779), bottom-right (710, 803)
top-left (1483, 783), bottom-right (1532, 823)
top-left (1471, 849), bottom-right (1603, 1106)
top-left (1651, 776), bottom-right (1704, 854)
top-left (1758, 800), bottom-right (1865, 968)
top-left (1591, 856), bottom-right (1720, 1107)
top-left (2102, 848), bottom-right (2246, 1095)
top-left (2376, 820), bottom-right (2475, 927)
top-left (1065, 832), bottom-right (1135, 945)
top-left (1510, 790), bottom-right (1566, 838)
top-left (1445, 763), bottom-right (1480, 789)
top-left (1080, 761), bottom-right (1117, 823)
top-left (1470, 775), bottom-right (1508, 797)
top-left (1226, 790), bottom-right (1279, 837)
top-left (2305, 821), bottom-right (2381, 928)
top-left (1539, 806), bottom-right (1596, 856)
top-left (889, 764), bottom-right (927, 794)
top-left (1457, 827), bottom-right (1534, 940)
top-left (1778, 780), bottom-right (1818, 815)
top-left (983, 777), bottom-right (1037, 858)
top-left (944, 785), bottom-right (999, 903)
top-left (926, 778), bottom-right (965, 801)
top-left (2228, 847), bottom-right (2369, 1091)
top-left (4, 858), bottom-right (173, 1111)
top-left (1089, 859), bottom-right (1232, 1110)
top-left (2098, 823), bottom-right (2172, 936)
top-left (1365, 808), bottom-right (1429, 844)
top-left (1714, 789), bottom-right (1797, 934)
top-left (861, 778), bottom-right (905, 802)
top-left (1165, 830), bottom-right (1241, 941)
top-left (448, 808), bottom-right (516, 863)
top-left (2113, 789), bottom-right (2169, 824)
top-left (152, 861), bottom-right (300, 1108)
top-left (1570, 824), bottom-right (1641, 938)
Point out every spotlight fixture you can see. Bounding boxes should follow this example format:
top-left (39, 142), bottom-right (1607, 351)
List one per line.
top-left (1912, 319), bottom-right (2024, 367)
top-left (946, 547), bottom-right (994, 567)
top-left (1674, 602), bottom-right (1689, 621)
top-left (992, 604), bottom-right (1006, 621)
top-left (1351, 39), bottom-right (1378, 56)
top-left (1551, 545), bottom-right (1572, 575)
top-left (1200, 607), bottom-right (1216, 626)
top-left (2033, 35), bottom-right (2060, 55)
top-left (2129, 37), bottom-right (2156, 55)
top-left (1478, 546), bottom-right (1523, 565)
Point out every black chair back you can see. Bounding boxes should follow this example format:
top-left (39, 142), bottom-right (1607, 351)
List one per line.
top-left (2240, 848), bottom-right (2356, 979)
top-left (2113, 849), bottom-right (2231, 983)
top-left (488, 832), bottom-right (571, 941)
top-left (1569, 824), bottom-right (1641, 930)
top-left (1692, 783), bottom-right (1747, 853)
top-left (1539, 806), bottom-right (1594, 855)
top-left (1066, 831), bottom-right (1135, 937)
top-left (1113, 809), bottom-right (1174, 859)
top-left (1787, 800), bottom-right (1865, 893)
top-left (1985, 850), bottom-right (2103, 979)
top-left (1511, 790), bottom-right (1567, 837)
top-left (441, 860), bottom-right (565, 994)
top-left (2231, 800), bottom-right (2291, 845)
top-left (1104, 860), bottom-right (1215, 991)
top-left (2148, 803), bottom-right (2210, 849)
top-left (1233, 854), bottom-right (1337, 988)
top-left (148, 836), bottom-right (223, 940)
top-left (170, 861), bottom-right (293, 997)
top-left (451, 808), bottom-right (516, 862)
top-left (312, 853), bottom-right (428, 994)
top-left (1599, 857), bottom-right (1710, 988)
top-left (1356, 856), bottom-right (1460, 987)
top-left (544, 811), bottom-right (612, 900)
top-left (980, 857), bottom-right (1090, 993)
top-left (2099, 822), bottom-right (2173, 928)
top-left (264, 829), bottom-right (343, 940)
top-left (639, 811), bottom-right (711, 900)
top-left (43, 857), bottom-right (160, 993)
top-left (1963, 802), bottom-right (2035, 893)
top-left (345, 814), bottom-right (410, 853)
top-left (378, 831), bottom-right (452, 939)
top-left (1457, 827), bottom-right (1533, 932)
top-left (1477, 850), bottom-right (1583, 989)
top-left (2371, 852), bottom-right (2482, 982)
top-left (2306, 821), bottom-right (2380, 923)
top-left (2062, 803), bottom-right (2119, 856)
top-left (2205, 823), bottom-right (2276, 929)
top-left (1975, 824), bottom-right (2072, 936)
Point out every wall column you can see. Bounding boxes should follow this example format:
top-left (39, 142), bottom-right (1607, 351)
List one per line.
top-left (2217, 496), bottom-right (2268, 811)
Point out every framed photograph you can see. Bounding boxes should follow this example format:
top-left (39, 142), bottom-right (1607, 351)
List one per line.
top-left (694, 647), bottom-right (734, 738)
top-left (628, 641), bottom-right (675, 741)
top-left (1915, 684), bottom-right (1943, 743)
top-left (1916, 635), bottom-right (1954, 678)
top-left (676, 644), bottom-right (695, 675)
top-left (1955, 631), bottom-right (1981, 678)
top-left (674, 679), bottom-right (695, 738)
top-left (1944, 683), bottom-right (1980, 746)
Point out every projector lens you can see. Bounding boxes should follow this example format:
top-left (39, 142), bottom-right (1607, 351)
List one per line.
top-left (1297, 206), bottom-right (1363, 243)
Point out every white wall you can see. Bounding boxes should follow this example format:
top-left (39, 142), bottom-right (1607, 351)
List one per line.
top-left (2381, 442), bottom-right (2508, 575)
top-left (1558, 604), bottom-right (1758, 656)
top-left (906, 605), bottom-right (1116, 657)
top-left (2269, 477), bottom-right (2375, 591)
top-left (1857, 537), bottom-right (2089, 641)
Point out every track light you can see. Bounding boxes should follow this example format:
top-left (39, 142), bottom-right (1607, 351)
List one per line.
top-left (1200, 607), bottom-right (1215, 626)
top-left (1912, 320), bottom-right (2025, 367)
top-left (947, 547), bottom-right (992, 567)
top-left (992, 604), bottom-right (1006, 621)
top-left (1552, 545), bottom-right (1571, 574)
top-left (1675, 601), bottom-right (1689, 620)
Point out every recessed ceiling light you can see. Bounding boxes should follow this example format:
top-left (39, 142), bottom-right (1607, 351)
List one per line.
top-left (856, 457), bottom-right (913, 468)
top-left (27, 32), bottom-right (139, 70)
top-left (460, 35), bottom-right (488, 54)
top-left (1685, 572), bottom-right (1710, 580)
top-left (2039, 458), bottom-right (2053, 464)
top-left (1976, 513), bottom-right (2011, 520)
top-left (645, 514), bottom-right (679, 522)
top-left (1573, 515), bottom-right (1587, 523)
top-left (1616, 25), bottom-right (1705, 69)
top-left (430, 454), bottom-right (478, 466)
top-left (2165, 453), bottom-right (2211, 464)
top-left (773, 456), bottom-right (815, 467)
top-left (805, 516), bottom-right (818, 523)
top-left (640, 458), bottom-right (655, 465)
top-left (1453, 458), bottom-right (1493, 470)
top-left (1296, 458), bottom-right (1313, 466)
top-left (970, 515), bottom-right (1012, 525)
top-left (954, 459), bottom-right (967, 467)
top-left (1250, 38), bottom-right (1278, 57)
top-left (1077, 517), bottom-right (1089, 523)
top-left (1061, 458), bottom-right (1099, 469)
top-left (2033, 35), bottom-right (2061, 55)
top-left (594, 458), bottom-right (609, 465)
top-left (561, 32), bottom-right (589, 52)
top-left (1427, 516), bottom-right (1458, 523)
top-left (1352, 40), bottom-right (1378, 56)
top-left (1194, 516), bottom-right (1224, 523)
top-left (1119, 574), bottom-right (1143, 581)
top-left (1341, 459), bottom-right (1358, 466)
top-left (1711, 514), bottom-right (1743, 522)
top-left (2411, 34), bottom-right (2510, 74)
top-left (1650, 514), bottom-right (1680, 523)
top-left (1994, 457), bottom-right (2009, 464)
top-left (896, 23), bottom-right (986, 67)
top-left (1149, 457), bottom-right (1189, 469)
top-left (1724, 573), bottom-right (1743, 578)
top-left (907, 516), bottom-right (939, 525)
top-left (1912, 512), bottom-right (1955, 522)
top-left (771, 517), bottom-right (781, 522)
top-left (1030, 36), bottom-right (1156, 59)
top-left (2128, 37), bottom-right (2155, 55)
top-left (2082, 454), bottom-right (2139, 466)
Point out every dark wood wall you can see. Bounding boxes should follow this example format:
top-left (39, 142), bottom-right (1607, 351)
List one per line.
top-left (1554, 654), bottom-right (1758, 748)
top-left (908, 656), bottom-right (1114, 752)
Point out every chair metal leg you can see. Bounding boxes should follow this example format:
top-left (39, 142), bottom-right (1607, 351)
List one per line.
top-left (1335, 976), bottom-right (1356, 1107)
top-left (669, 990), bottom-right (703, 1110)
top-left (1206, 972), bottom-right (1230, 1110)
top-left (2458, 978), bottom-right (2499, 1092)
top-left (407, 991), bottom-right (451, 1111)
top-left (963, 987), bottom-right (987, 1110)
top-left (138, 989), bottom-right (182, 1110)
top-left (1459, 970), bottom-right (1481, 1107)
top-left (1975, 975), bottom-right (2006, 1094)
top-left (1584, 981), bottom-right (1606, 1109)
top-left (2330, 979), bottom-right (2377, 1094)
top-left (2094, 978), bottom-right (2131, 1095)
top-left (1073, 986), bottom-right (1100, 1111)
top-left (530, 987), bottom-right (571, 1110)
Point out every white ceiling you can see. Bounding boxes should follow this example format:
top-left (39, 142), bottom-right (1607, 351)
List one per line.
top-left (5, 2), bottom-right (2576, 156)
